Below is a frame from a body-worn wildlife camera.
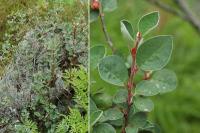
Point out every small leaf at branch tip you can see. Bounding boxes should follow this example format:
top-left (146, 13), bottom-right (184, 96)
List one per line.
top-left (120, 20), bottom-right (135, 42)
top-left (138, 11), bottom-right (160, 36)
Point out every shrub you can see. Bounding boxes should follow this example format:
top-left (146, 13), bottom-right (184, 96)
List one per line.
top-left (0, 0), bottom-right (88, 132)
top-left (90, 0), bottom-right (177, 133)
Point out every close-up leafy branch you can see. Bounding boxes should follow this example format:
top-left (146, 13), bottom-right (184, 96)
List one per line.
top-left (90, 0), bottom-right (177, 133)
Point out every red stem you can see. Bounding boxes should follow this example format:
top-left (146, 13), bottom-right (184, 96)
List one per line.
top-left (122, 32), bottom-right (142, 133)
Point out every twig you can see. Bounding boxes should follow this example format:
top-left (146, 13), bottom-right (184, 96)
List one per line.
top-left (145, 0), bottom-right (185, 19)
top-left (145, 0), bottom-right (200, 34)
top-left (121, 32), bottom-right (142, 133)
top-left (99, 4), bottom-right (115, 53)
top-left (174, 0), bottom-right (200, 33)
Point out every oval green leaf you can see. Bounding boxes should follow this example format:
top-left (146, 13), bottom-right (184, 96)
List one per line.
top-left (141, 122), bottom-right (161, 133)
top-left (135, 69), bottom-right (177, 96)
top-left (90, 110), bottom-right (103, 126)
top-left (108, 118), bottom-right (123, 126)
top-left (128, 112), bottom-right (147, 128)
top-left (113, 89), bottom-right (128, 104)
top-left (93, 92), bottom-right (113, 109)
top-left (138, 11), bottom-right (159, 36)
top-left (98, 55), bottom-right (128, 86)
top-left (90, 98), bottom-right (98, 113)
top-left (125, 126), bottom-right (138, 133)
top-left (90, 45), bottom-right (106, 70)
top-left (136, 35), bottom-right (173, 71)
top-left (134, 97), bottom-right (154, 112)
top-left (93, 123), bottom-right (116, 133)
top-left (102, 108), bottom-right (123, 121)
top-left (120, 20), bottom-right (135, 42)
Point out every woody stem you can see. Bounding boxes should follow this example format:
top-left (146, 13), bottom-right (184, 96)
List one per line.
top-left (99, 3), bottom-right (115, 53)
top-left (122, 32), bottom-right (142, 133)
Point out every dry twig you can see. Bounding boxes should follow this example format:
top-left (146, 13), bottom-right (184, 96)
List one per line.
top-left (146, 0), bottom-right (200, 34)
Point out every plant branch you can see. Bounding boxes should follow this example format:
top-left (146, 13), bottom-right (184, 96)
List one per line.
top-left (122, 32), bottom-right (142, 133)
top-left (145, 0), bottom-right (185, 19)
top-left (99, 5), bottom-right (115, 53)
top-left (174, 0), bottom-right (200, 33)
top-left (145, 0), bottom-right (200, 34)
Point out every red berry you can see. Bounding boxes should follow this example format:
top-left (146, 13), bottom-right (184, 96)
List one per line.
top-left (91, 0), bottom-right (100, 10)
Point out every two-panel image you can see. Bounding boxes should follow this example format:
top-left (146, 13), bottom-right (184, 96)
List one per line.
top-left (0, 0), bottom-right (199, 133)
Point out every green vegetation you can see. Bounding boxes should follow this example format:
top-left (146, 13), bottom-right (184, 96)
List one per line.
top-left (90, 0), bottom-right (177, 131)
top-left (90, 0), bottom-right (200, 133)
top-left (0, 0), bottom-right (88, 132)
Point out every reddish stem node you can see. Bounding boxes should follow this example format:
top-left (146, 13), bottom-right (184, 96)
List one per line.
top-left (131, 47), bottom-right (137, 57)
top-left (143, 71), bottom-right (152, 80)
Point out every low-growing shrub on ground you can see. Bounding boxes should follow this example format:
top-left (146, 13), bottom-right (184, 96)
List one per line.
top-left (0, 0), bottom-right (88, 132)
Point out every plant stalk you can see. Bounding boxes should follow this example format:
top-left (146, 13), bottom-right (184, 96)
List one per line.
top-left (122, 32), bottom-right (142, 133)
top-left (99, 3), bottom-right (115, 53)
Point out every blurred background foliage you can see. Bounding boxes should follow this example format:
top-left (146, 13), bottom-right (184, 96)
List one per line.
top-left (90, 0), bottom-right (200, 133)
